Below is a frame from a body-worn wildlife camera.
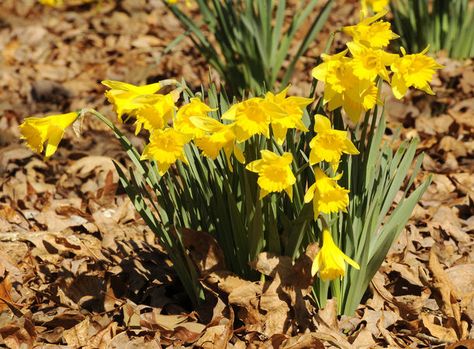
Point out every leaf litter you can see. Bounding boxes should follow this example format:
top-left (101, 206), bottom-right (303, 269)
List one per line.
top-left (0, 0), bottom-right (473, 347)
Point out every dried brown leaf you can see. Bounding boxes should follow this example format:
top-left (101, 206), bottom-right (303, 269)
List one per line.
top-left (0, 313), bottom-right (36, 349)
top-left (281, 333), bottom-right (324, 349)
top-left (182, 228), bottom-right (226, 276)
top-left (421, 313), bottom-right (458, 343)
top-left (63, 318), bottom-right (93, 347)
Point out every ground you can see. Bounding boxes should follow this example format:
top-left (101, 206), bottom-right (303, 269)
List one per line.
top-left (0, 0), bottom-right (473, 348)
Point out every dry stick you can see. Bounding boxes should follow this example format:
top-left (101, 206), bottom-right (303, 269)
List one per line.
top-left (398, 329), bottom-right (451, 346)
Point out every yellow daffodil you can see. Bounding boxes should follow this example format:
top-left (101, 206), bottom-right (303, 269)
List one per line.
top-left (174, 98), bottom-right (214, 139)
top-left (19, 112), bottom-right (79, 158)
top-left (312, 49), bottom-right (349, 89)
top-left (222, 97), bottom-right (283, 142)
top-left (343, 11), bottom-right (399, 49)
top-left (140, 128), bottom-right (189, 175)
top-left (246, 150), bottom-right (295, 200)
top-left (165, 0), bottom-right (191, 5)
top-left (309, 115), bottom-right (359, 171)
top-left (312, 228), bottom-right (360, 280)
top-left (192, 117), bottom-right (245, 168)
top-left (361, 0), bottom-right (390, 17)
top-left (312, 52), bottom-right (379, 122)
top-left (39, 0), bottom-right (63, 6)
top-left (304, 168), bottom-right (349, 220)
top-left (265, 86), bottom-right (312, 144)
top-left (102, 80), bottom-right (162, 122)
top-left (39, 0), bottom-right (96, 6)
top-left (347, 42), bottom-right (397, 81)
top-left (390, 47), bottom-right (443, 99)
top-left (133, 94), bottom-right (176, 135)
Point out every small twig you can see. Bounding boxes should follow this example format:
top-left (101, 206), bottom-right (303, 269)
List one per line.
top-left (399, 329), bottom-right (450, 346)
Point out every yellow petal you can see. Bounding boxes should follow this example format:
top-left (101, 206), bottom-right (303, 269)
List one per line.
top-left (304, 183), bottom-right (316, 203)
top-left (285, 185), bottom-right (293, 201)
top-left (343, 254), bottom-right (360, 270)
top-left (246, 159), bottom-right (264, 173)
top-left (311, 253), bottom-right (321, 276)
top-left (314, 114), bottom-right (332, 133)
top-left (233, 144), bottom-right (246, 164)
top-left (44, 126), bottom-right (64, 159)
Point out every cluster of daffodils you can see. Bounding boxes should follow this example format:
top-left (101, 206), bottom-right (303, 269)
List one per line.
top-left (19, 79), bottom-right (361, 281)
top-left (19, 7), bottom-right (442, 286)
top-left (313, 10), bottom-right (443, 123)
top-left (307, 9), bottom-right (441, 280)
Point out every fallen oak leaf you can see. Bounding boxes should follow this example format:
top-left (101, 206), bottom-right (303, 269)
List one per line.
top-left (140, 307), bottom-right (189, 332)
top-left (0, 296), bottom-right (24, 319)
top-left (194, 306), bottom-right (234, 348)
top-left (445, 264), bottom-right (474, 321)
top-left (87, 321), bottom-right (118, 349)
top-left (0, 267), bottom-right (13, 313)
top-left (63, 317), bottom-right (93, 348)
top-left (428, 249), bottom-right (467, 340)
top-left (181, 228), bottom-right (226, 276)
top-left (173, 322), bottom-right (206, 344)
top-left (0, 314), bottom-right (36, 349)
top-left (313, 299), bottom-right (353, 349)
top-left (280, 333), bottom-right (325, 349)
top-left (350, 327), bottom-right (377, 348)
top-left (259, 272), bottom-right (292, 336)
top-left (421, 313), bottom-right (458, 344)
top-left (317, 298), bottom-right (339, 330)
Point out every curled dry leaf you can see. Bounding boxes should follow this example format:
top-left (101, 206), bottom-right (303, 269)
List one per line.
top-left (280, 333), bottom-right (325, 349)
top-left (421, 312), bottom-right (458, 344)
top-left (181, 228), bottom-right (226, 276)
top-left (0, 266), bottom-right (13, 313)
top-left (0, 312), bottom-right (36, 349)
top-left (63, 317), bottom-right (92, 347)
top-left (427, 249), bottom-right (468, 341)
top-left (445, 264), bottom-right (474, 321)
top-left (194, 306), bottom-right (234, 349)
top-left (62, 156), bottom-right (118, 196)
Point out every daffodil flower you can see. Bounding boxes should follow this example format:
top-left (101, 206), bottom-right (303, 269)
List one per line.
top-left (174, 98), bottom-right (215, 139)
top-left (343, 10), bottom-right (399, 49)
top-left (246, 150), bottom-right (295, 200)
top-left (312, 228), bottom-right (360, 280)
top-left (265, 86), bottom-right (312, 145)
top-left (133, 94), bottom-right (176, 135)
top-left (140, 128), bottom-right (189, 175)
top-left (19, 112), bottom-right (79, 158)
top-left (102, 80), bottom-right (162, 122)
top-left (309, 115), bottom-right (359, 171)
top-left (312, 51), bottom-right (379, 122)
top-left (191, 116), bottom-right (245, 169)
top-left (390, 47), bottom-right (443, 99)
top-left (361, 0), bottom-right (390, 18)
top-left (165, 0), bottom-right (191, 6)
top-left (347, 42), bottom-right (397, 82)
top-left (222, 97), bottom-right (284, 142)
top-left (39, 0), bottom-right (63, 6)
top-left (304, 168), bottom-right (349, 219)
